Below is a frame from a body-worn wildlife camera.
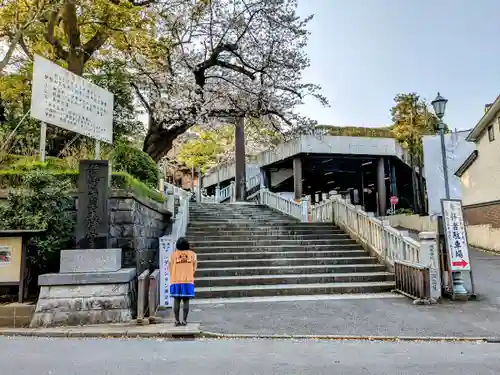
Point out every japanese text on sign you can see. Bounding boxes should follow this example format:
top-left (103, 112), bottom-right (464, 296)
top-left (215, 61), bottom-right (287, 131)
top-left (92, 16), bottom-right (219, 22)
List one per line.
top-left (159, 236), bottom-right (174, 307)
top-left (442, 199), bottom-right (471, 271)
top-left (30, 54), bottom-right (114, 144)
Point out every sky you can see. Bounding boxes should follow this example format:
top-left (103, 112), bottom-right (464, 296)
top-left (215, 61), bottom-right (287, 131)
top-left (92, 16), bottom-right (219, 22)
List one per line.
top-left (296, 0), bottom-right (500, 131)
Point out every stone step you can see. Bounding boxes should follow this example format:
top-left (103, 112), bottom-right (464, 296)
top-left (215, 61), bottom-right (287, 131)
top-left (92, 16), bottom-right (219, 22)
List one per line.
top-left (197, 249), bottom-right (367, 261)
top-left (196, 272), bottom-right (394, 287)
top-left (196, 263), bottom-right (387, 277)
top-left (193, 244), bottom-right (361, 253)
top-left (189, 220), bottom-right (297, 226)
top-left (187, 222), bottom-right (336, 229)
top-left (189, 209), bottom-right (282, 214)
top-left (197, 256), bottom-right (376, 269)
top-left (195, 281), bottom-right (395, 299)
top-left (188, 233), bottom-right (351, 241)
top-left (187, 229), bottom-right (345, 236)
top-left (191, 238), bottom-right (356, 248)
top-left (189, 216), bottom-right (292, 221)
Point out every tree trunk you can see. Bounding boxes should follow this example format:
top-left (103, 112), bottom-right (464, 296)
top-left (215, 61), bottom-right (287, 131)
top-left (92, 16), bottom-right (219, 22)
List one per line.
top-left (143, 120), bottom-right (191, 162)
top-left (67, 50), bottom-right (85, 76)
top-left (418, 154), bottom-right (427, 215)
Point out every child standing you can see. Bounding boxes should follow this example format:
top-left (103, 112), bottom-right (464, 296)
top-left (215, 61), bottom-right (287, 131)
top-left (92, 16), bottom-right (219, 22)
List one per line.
top-left (168, 237), bottom-right (197, 326)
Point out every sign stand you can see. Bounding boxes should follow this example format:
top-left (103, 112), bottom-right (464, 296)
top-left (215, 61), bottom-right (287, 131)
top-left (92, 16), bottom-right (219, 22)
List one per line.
top-left (390, 196), bottom-right (398, 215)
top-left (95, 140), bottom-right (101, 160)
top-left (440, 198), bottom-right (476, 301)
top-left (39, 122), bottom-right (47, 162)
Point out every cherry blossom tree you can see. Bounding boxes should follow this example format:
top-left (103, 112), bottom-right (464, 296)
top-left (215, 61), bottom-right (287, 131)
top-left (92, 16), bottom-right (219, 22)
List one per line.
top-left (128, 0), bottom-right (328, 162)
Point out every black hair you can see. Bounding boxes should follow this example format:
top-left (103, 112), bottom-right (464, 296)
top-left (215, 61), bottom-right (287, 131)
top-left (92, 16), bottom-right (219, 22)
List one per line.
top-left (176, 237), bottom-right (190, 251)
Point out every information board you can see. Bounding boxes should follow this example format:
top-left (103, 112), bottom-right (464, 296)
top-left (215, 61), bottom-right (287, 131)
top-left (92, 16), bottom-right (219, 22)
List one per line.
top-left (30, 54), bottom-right (114, 144)
top-left (441, 199), bottom-right (471, 271)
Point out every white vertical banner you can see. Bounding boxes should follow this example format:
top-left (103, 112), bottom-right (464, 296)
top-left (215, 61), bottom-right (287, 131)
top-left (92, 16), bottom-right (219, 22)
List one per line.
top-left (441, 199), bottom-right (471, 272)
top-left (159, 235), bottom-right (174, 307)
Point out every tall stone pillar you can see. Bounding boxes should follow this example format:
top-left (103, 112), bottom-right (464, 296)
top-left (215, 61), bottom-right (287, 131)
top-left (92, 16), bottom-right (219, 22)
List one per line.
top-left (377, 157), bottom-right (387, 216)
top-left (234, 117), bottom-right (246, 201)
top-left (293, 156), bottom-right (303, 200)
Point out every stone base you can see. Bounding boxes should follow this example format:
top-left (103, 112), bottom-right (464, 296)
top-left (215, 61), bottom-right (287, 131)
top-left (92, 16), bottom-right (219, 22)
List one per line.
top-left (30, 268), bottom-right (136, 328)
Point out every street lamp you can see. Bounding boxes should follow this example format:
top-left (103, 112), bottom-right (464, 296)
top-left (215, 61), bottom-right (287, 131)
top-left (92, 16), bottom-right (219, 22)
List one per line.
top-left (431, 92), bottom-right (467, 296)
top-left (431, 92), bottom-right (450, 199)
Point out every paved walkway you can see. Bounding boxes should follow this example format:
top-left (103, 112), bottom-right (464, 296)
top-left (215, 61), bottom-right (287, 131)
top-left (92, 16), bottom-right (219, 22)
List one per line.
top-left (189, 241), bottom-right (500, 338)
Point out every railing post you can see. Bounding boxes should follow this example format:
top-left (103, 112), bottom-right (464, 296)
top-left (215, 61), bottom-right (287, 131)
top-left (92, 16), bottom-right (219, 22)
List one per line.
top-left (355, 205), bottom-right (362, 237)
top-left (230, 181), bottom-right (236, 203)
top-left (381, 219), bottom-right (390, 261)
top-left (215, 185), bottom-right (220, 203)
top-left (260, 187), bottom-right (267, 204)
top-left (300, 197), bottom-right (309, 222)
top-left (419, 232), bottom-right (441, 301)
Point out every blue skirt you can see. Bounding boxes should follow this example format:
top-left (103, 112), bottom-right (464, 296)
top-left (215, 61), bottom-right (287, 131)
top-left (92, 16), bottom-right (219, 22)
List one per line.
top-left (170, 283), bottom-right (195, 298)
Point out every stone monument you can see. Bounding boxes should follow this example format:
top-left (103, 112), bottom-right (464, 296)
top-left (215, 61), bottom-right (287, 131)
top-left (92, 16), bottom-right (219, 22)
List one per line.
top-left (30, 160), bottom-right (136, 327)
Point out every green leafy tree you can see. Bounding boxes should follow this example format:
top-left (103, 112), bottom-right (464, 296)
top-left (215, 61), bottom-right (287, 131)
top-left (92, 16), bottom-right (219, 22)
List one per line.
top-left (176, 119), bottom-right (282, 172)
top-left (176, 126), bottom-right (234, 172)
top-left (390, 92), bottom-right (443, 214)
top-left (0, 170), bottom-right (75, 294)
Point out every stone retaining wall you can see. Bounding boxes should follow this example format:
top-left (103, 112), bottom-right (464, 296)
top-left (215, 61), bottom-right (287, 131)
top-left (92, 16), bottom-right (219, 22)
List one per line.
top-left (0, 190), bottom-right (172, 274)
top-left (109, 191), bottom-right (171, 274)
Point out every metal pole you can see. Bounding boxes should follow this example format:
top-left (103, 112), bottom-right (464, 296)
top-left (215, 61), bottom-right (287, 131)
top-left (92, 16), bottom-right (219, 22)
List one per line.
top-left (39, 122), bottom-right (47, 162)
top-left (95, 140), bottom-right (101, 160)
top-left (439, 123), bottom-right (450, 199)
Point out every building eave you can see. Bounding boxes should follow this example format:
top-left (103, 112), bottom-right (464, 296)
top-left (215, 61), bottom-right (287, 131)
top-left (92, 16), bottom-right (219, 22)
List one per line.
top-left (455, 150), bottom-right (478, 177)
top-left (466, 96), bottom-right (500, 142)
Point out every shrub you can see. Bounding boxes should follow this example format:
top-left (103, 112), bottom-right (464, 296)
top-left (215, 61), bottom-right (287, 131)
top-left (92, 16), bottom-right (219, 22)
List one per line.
top-left (0, 169), bottom-right (165, 203)
top-left (0, 170), bottom-right (76, 293)
top-left (111, 145), bottom-right (159, 188)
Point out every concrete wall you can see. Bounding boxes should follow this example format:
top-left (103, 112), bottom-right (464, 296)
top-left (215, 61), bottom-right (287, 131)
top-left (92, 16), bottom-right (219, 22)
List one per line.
top-left (385, 214), bottom-right (500, 253)
top-left (256, 135), bottom-right (413, 167)
top-left (203, 163), bottom-right (259, 188)
top-left (270, 168), bottom-right (293, 187)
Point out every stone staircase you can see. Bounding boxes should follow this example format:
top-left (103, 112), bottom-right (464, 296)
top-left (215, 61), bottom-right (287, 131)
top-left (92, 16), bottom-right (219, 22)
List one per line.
top-left (188, 203), bottom-right (395, 301)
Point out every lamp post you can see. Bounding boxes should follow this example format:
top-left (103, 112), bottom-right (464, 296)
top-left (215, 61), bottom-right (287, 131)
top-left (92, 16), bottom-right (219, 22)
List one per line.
top-left (431, 93), bottom-right (450, 199)
top-left (431, 92), bottom-right (467, 296)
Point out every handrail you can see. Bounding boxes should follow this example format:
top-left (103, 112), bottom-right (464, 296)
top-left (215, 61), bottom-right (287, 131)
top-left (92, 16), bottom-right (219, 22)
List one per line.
top-left (164, 182), bottom-right (191, 200)
top-left (310, 194), bottom-right (421, 266)
top-left (246, 174), bottom-right (261, 190)
top-left (217, 184), bottom-right (233, 202)
top-left (259, 188), bottom-right (307, 221)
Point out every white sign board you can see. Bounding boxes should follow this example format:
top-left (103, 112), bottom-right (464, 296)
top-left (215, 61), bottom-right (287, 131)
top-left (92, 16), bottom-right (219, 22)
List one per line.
top-left (422, 131), bottom-right (476, 217)
top-left (159, 235), bottom-right (174, 307)
top-left (441, 199), bottom-right (471, 271)
top-left (31, 54), bottom-right (114, 144)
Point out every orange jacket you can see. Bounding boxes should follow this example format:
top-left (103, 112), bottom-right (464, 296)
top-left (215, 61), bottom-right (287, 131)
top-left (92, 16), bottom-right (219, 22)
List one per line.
top-left (168, 250), bottom-right (197, 284)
